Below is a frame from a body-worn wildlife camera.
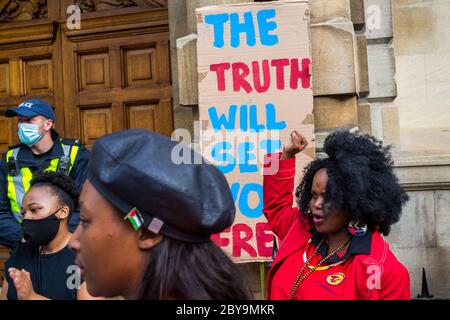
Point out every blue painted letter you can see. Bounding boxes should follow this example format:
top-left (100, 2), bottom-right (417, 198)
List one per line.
top-left (208, 105), bottom-right (237, 131)
top-left (211, 141), bottom-right (236, 174)
top-left (257, 9), bottom-right (279, 46)
top-left (260, 139), bottom-right (282, 154)
top-left (205, 13), bottom-right (229, 48)
top-left (266, 103), bottom-right (286, 131)
top-left (238, 142), bottom-right (258, 173)
top-left (239, 183), bottom-right (263, 218)
top-left (230, 12), bottom-right (256, 48)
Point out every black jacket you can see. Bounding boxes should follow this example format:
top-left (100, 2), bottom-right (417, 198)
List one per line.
top-left (0, 130), bottom-right (89, 249)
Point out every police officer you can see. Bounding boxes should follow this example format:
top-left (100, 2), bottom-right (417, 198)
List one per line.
top-left (0, 99), bottom-right (89, 250)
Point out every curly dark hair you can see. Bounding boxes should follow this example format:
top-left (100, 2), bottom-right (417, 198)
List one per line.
top-left (29, 171), bottom-right (79, 219)
top-left (295, 129), bottom-right (409, 236)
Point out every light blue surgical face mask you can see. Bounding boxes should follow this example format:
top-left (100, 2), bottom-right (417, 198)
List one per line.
top-left (18, 122), bottom-right (46, 147)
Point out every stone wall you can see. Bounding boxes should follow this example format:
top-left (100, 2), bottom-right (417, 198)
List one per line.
top-left (387, 189), bottom-right (450, 298)
top-left (387, 0), bottom-right (450, 298)
top-left (392, 0), bottom-right (450, 157)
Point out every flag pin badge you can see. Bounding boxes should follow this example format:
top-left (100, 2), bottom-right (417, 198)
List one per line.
top-left (124, 207), bottom-right (144, 231)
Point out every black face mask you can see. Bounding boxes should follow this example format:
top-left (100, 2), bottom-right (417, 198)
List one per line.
top-left (22, 207), bottom-right (63, 247)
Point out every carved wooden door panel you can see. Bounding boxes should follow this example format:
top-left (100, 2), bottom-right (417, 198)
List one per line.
top-left (0, 2), bottom-right (62, 154)
top-left (61, 5), bottom-right (172, 147)
top-left (0, 0), bottom-right (172, 152)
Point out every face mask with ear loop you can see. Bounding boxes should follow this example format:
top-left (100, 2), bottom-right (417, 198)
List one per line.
top-left (17, 121), bottom-right (49, 147)
top-left (21, 207), bottom-right (64, 247)
top-left (21, 206), bottom-right (65, 295)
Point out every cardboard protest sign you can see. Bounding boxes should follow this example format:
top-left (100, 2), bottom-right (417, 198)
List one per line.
top-left (196, 1), bottom-right (315, 262)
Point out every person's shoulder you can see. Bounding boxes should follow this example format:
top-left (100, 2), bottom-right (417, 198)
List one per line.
top-left (352, 231), bottom-right (386, 263)
top-left (8, 144), bottom-right (22, 151)
top-left (60, 138), bottom-right (90, 156)
top-left (60, 138), bottom-right (82, 147)
top-left (11, 242), bottom-right (36, 256)
top-left (351, 231), bottom-right (410, 299)
top-left (1, 144), bottom-right (22, 160)
top-left (281, 212), bottom-right (312, 243)
top-left (354, 231), bottom-right (408, 276)
top-left (59, 245), bottom-right (77, 264)
top-left (62, 244), bottom-right (76, 256)
top-left (6, 242), bottom-right (36, 266)
top-left (39, 246), bottom-right (76, 270)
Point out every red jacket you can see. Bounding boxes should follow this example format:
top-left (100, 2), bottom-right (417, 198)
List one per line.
top-left (263, 153), bottom-right (411, 300)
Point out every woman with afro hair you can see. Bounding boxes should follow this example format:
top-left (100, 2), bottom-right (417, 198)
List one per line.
top-left (263, 129), bottom-right (411, 300)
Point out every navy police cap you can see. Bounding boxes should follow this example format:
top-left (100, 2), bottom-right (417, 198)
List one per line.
top-left (6, 99), bottom-right (56, 121)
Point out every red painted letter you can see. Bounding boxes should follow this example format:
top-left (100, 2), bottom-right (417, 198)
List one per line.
top-left (232, 62), bottom-right (253, 93)
top-left (290, 58), bottom-right (311, 89)
top-left (210, 63), bottom-right (231, 91)
top-left (256, 222), bottom-right (274, 257)
top-left (271, 58), bottom-right (290, 90)
top-left (211, 227), bottom-right (231, 248)
top-left (232, 223), bottom-right (257, 257)
top-left (252, 60), bottom-right (271, 93)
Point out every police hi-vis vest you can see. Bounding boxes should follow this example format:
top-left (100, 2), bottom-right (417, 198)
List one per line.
top-left (6, 140), bottom-right (80, 222)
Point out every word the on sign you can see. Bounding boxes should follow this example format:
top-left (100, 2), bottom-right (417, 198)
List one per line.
top-left (205, 9), bottom-right (279, 48)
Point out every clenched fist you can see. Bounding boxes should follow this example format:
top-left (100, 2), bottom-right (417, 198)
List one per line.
top-left (281, 130), bottom-right (308, 160)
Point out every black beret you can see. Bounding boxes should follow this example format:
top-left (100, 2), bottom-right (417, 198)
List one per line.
top-left (87, 129), bottom-right (235, 242)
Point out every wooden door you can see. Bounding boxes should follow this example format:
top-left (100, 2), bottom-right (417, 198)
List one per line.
top-left (0, 19), bottom-right (62, 153)
top-left (0, 0), bottom-right (171, 286)
top-left (61, 1), bottom-right (173, 147)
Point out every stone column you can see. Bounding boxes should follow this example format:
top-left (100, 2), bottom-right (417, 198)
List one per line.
top-left (310, 0), bottom-right (370, 150)
top-left (168, 0), bottom-right (195, 134)
top-left (364, 0), bottom-right (400, 148)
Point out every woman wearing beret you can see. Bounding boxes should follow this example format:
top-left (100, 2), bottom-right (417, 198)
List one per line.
top-left (68, 129), bottom-right (251, 300)
top-left (263, 129), bottom-right (411, 300)
top-left (0, 171), bottom-right (97, 300)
